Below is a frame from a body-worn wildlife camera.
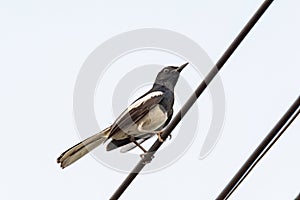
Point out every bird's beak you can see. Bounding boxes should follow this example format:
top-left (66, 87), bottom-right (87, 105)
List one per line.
top-left (177, 62), bottom-right (189, 72)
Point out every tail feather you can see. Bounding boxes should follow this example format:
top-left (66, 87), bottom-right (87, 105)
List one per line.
top-left (57, 127), bottom-right (110, 169)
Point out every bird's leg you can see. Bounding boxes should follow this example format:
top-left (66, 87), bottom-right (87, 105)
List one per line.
top-left (129, 136), bottom-right (147, 153)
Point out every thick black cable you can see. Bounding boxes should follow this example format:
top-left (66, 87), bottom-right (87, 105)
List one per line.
top-left (216, 96), bottom-right (300, 199)
top-left (110, 1), bottom-right (274, 199)
top-left (295, 192), bottom-right (300, 200)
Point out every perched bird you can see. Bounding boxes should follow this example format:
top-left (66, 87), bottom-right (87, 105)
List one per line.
top-left (57, 62), bottom-right (188, 168)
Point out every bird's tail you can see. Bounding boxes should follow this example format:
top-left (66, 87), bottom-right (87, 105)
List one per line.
top-left (57, 127), bottom-right (111, 169)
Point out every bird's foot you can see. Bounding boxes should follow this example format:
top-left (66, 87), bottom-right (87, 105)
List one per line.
top-left (156, 131), bottom-right (164, 142)
top-left (140, 152), bottom-right (155, 164)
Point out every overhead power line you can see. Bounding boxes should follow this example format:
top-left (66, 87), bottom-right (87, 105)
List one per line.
top-left (216, 96), bottom-right (300, 200)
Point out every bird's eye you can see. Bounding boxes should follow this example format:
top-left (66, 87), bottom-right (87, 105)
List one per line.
top-left (163, 69), bottom-right (169, 73)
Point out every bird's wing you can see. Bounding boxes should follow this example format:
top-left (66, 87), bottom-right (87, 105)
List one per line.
top-left (107, 91), bottom-right (164, 139)
top-left (106, 108), bottom-right (173, 152)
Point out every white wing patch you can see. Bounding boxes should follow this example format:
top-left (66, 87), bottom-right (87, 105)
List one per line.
top-left (128, 91), bottom-right (163, 110)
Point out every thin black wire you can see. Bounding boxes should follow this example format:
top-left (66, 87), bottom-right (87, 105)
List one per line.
top-left (110, 1), bottom-right (274, 199)
top-left (295, 192), bottom-right (300, 200)
top-left (216, 97), bottom-right (300, 200)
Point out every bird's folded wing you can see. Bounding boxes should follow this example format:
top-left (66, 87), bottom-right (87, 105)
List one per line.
top-left (108, 91), bottom-right (164, 139)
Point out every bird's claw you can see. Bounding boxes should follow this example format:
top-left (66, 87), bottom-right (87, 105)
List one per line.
top-left (157, 132), bottom-right (164, 142)
top-left (156, 132), bottom-right (172, 142)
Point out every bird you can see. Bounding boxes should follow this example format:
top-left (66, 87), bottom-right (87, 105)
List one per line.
top-left (57, 62), bottom-right (188, 168)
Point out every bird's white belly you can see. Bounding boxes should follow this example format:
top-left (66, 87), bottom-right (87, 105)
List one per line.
top-left (138, 105), bottom-right (168, 132)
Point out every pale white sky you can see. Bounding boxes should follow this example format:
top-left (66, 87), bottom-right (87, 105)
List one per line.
top-left (0, 0), bottom-right (299, 199)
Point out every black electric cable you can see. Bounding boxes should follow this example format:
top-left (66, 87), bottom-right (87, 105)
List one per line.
top-left (216, 96), bottom-right (300, 200)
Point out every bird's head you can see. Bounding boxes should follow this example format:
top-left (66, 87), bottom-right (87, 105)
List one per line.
top-left (153, 62), bottom-right (188, 90)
